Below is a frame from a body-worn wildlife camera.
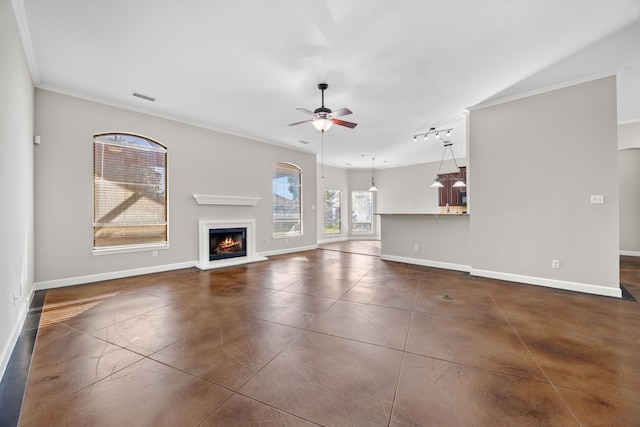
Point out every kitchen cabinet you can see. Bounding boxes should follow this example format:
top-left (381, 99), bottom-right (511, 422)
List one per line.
top-left (438, 166), bottom-right (466, 206)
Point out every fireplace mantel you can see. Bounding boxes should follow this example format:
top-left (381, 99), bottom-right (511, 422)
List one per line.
top-left (193, 194), bottom-right (261, 206)
top-left (196, 218), bottom-right (267, 270)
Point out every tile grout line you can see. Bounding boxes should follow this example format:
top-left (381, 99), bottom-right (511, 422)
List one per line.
top-left (386, 279), bottom-right (420, 426)
top-left (490, 294), bottom-right (583, 427)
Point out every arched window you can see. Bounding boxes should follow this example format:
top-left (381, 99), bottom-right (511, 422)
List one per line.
top-left (272, 162), bottom-right (302, 237)
top-left (93, 133), bottom-right (168, 252)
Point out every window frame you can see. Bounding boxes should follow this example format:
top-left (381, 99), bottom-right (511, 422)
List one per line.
top-left (92, 132), bottom-right (169, 255)
top-left (351, 190), bottom-right (374, 234)
top-left (323, 189), bottom-right (342, 236)
top-left (272, 162), bottom-right (303, 239)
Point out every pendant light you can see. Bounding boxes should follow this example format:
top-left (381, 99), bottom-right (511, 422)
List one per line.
top-left (368, 157), bottom-right (378, 192)
top-left (430, 144), bottom-right (447, 188)
top-left (430, 141), bottom-right (465, 188)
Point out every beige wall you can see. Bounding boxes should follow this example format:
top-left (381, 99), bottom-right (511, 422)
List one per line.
top-left (34, 89), bottom-right (317, 286)
top-left (469, 76), bottom-right (620, 296)
top-left (0, 0), bottom-right (35, 378)
top-left (619, 147), bottom-right (640, 254)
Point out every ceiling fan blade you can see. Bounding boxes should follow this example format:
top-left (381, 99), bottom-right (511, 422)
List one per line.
top-left (332, 108), bottom-right (352, 117)
top-left (287, 119), bottom-right (313, 126)
top-left (295, 107), bottom-right (316, 116)
top-left (333, 119), bottom-right (357, 129)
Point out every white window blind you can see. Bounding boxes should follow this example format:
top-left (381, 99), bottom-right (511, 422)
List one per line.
top-left (93, 133), bottom-right (167, 249)
top-left (351, 191), bottom-right (373, 232)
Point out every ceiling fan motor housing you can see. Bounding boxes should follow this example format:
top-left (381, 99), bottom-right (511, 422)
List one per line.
top-left (314, 106), bottom-right (332, 115)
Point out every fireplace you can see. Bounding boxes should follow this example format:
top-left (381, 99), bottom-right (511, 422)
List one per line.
top-left (209, 227), bottom-right (247, 261)
top-left (197, 218), bottom-right (267, 270)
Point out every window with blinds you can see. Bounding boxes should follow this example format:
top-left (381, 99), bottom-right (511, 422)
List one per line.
top-left (351, 191), bottom-right (373, 232)
top-left (93, 133), bottom-right (167, 250)
top-left (272, 162), bottom-right (302, 237)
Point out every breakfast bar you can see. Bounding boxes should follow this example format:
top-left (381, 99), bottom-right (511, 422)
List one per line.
top-left (378, 213), bottom-right (470, 272)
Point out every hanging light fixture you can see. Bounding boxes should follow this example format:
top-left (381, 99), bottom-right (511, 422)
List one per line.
top-left (368, 157), bottom-right (379, 192)
top-left (430, 141), bottom-right (465, 188)
top-left (312, 118), bottom-right (333, 132)
top-left (430, 145), bottom-right (446, 188)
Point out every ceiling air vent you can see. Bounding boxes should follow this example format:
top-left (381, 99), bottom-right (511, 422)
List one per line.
top-left (132, 92), bottom-right (156, 102)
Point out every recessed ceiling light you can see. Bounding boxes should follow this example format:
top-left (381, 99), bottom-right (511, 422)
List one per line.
top-left (132, 92), bottom-right (156, 102)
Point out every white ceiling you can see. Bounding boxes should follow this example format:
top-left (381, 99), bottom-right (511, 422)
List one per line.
top-left (15, 0), bottom-right (640, 169)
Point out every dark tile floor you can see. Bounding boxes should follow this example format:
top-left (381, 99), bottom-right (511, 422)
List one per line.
top-left (8, 246), bottom-right (640, 426)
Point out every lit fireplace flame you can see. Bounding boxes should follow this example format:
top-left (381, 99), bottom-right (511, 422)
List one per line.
top-left (215, 235), bottom-right (242, 253)
top-left (220, 236), bottom-right (236, 249)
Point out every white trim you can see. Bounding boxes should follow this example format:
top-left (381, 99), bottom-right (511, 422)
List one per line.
top-left (468, 70), bottom-right (619, 112)
top-left (193, 194), bottom-right (261, 206)
top-left (34, 261), bottom-right (195, 291)
top-left (258, 244), bottom-right (318, 257)
top-left (620, 250), bottom-right (640, 257)
top-left (470, 268), bottom-right (622, 298)
top-left (12, 0), bottom-right (40, 84)
top-left (33, 84), bottom-right (314, 158)
top-left (349, 235), bottom-right (380, 241)
top-left (196, 256), bottom-right (267, 270)
top-left (318, 236), bottom-right (349, 244)
top-left (92, 243), bottom-right (170, 256)
top-left (380, 254), bottom-right (470, 273)
top-left (0, 294), bottom-right (30, 383)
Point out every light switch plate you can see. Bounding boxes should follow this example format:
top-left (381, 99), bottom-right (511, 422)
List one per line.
top-left (590, 195), bottom-right (604, 204)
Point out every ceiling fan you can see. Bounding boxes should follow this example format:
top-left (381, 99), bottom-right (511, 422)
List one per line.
top-left (288, 83), bottom-right (357, 132)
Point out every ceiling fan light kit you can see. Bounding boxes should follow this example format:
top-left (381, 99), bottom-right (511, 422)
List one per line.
top-left (312, 118), bottom-right (333, 132)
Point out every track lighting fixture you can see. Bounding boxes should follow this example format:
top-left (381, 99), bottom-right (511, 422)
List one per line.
top-left (412, 127), bottom-right (453, 142)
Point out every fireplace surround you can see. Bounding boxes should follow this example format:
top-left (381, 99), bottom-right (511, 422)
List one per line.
top-left (196, 219), bottom-right (267, 270)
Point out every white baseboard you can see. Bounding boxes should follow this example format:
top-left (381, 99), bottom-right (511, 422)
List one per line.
top-left (620, 250), bottom-right (640, 257)
top-left (317, 237), bottom-right (349, 244)
top-left (0, 295), bottom-right (30, 384)
top-left (380, 254), bottom-right (470, 273)
top-left (33, 261), bottom-right (196, 291)
top-left (470, 268), bottom-right (622, 298)
top-left (33, 245), bottom-right (320, 290)
top-left (258, 244), bottom-right (318, 257)
top-left (378, 255), bottom-right (622, 298)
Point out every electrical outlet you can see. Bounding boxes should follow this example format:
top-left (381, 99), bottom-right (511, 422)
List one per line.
top-left (414, 244), bottom-right (420, 251)
top-left (552, 260), bottom-right (560, 269)
top-left (590, 195), bottom-right (604, 204)
top-left (152, 250), bottom-right (158, 257)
